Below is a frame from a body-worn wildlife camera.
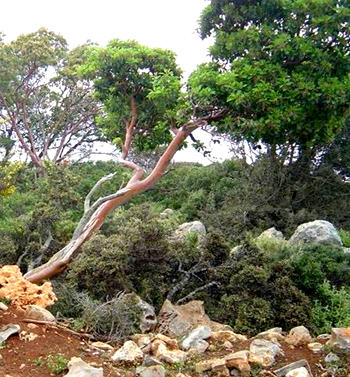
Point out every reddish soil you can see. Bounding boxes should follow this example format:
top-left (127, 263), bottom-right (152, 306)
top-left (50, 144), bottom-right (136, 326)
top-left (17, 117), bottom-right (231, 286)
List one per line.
top-left (0, 304), bottom-right (348, 377)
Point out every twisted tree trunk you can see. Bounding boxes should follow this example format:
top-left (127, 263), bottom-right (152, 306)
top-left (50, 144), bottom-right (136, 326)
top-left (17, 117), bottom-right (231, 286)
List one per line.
top-left (24, 120), bottom-right (204, 283)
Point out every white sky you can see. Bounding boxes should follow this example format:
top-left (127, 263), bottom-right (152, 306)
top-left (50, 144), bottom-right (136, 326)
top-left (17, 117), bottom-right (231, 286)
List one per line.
top-left (1, 0), bottom-right (233, 164)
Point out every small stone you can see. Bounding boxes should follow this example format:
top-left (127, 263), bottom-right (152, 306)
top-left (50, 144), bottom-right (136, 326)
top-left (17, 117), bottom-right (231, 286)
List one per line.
top-left (195, 359), bottom-right (218, 373)
top-left (91, 342), bottom-right (114, 351)
top-left (65, 357), bottom-right (103, 377)
top-left (212, 358), bottom-right (226, 370)
top-left (225, 350), bottom-right (250, 376)
top-left (19, 331), bottom-right (38, 342)
top-left (325, 352), bottom-right (340, 363)
top-left (27, 323), bottom-right (38, 329)
top-left (223, 340), bottom-right (234, 350)
top-left (285, 367), bottom-right (310, 377)
top-left (317, 334), bottom-right (331, 341)
top-left (249, 339), bottom-right (280, 367)
top-left (25, 305), bottom-right (56, 322)
top-left (0, 324), bottom-right (20, 342)
top-left (0, 303), bottom-right (8, 311)
top-left (188, 339), bottom-right (209, 354)
top-left (307, 342), bottom-right (322, 353)
top-left (285, 326), bottom-right (312, 346)
top-left (19, 364), bottom-right (25, 369)
top-left (112, 340), bottom-right (143, 364)
top-left (136, 365), bottom-right (165, 377)
top-left (153, 342), bottom-right (186, 364)
top-left (181, 325), bottom-right (212, 350)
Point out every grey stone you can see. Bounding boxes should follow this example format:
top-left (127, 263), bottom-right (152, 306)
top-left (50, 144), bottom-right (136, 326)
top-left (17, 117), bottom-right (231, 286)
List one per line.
top-left (136, 365), bottom-right (165, 377)
top-left (181, 325), bottom-right (212, 350)
top-left (274, 360), bottom-right (312, 377)
top-left (174, 221), bottom-right (207, 245)
top-left (187, 339), bottom-right (209, 353)
top-left (249, 339), bottom-right (281, 367)
top-left (64, 357), bottom-right (103, 377)
top-left (121, 293), bottom-right (157, 333)
top-left (285, 367), bottom-right (310, 377)
top-left (142, 355), bottom-right (163, 367)
top-left (25, 305), bottom-right (56, 322)
top-left (289, 220), bottom-right (342, 246)
top-left (0, 303), bottom-right (8, 311)
top-left (0, 324), bottom-right (20, 342)
top-left (257, 228), bottom-right (284, 240)
top-left (325, 352), bottom-right (340, 363)
top-left (329, 327), bottom-right (350, 349)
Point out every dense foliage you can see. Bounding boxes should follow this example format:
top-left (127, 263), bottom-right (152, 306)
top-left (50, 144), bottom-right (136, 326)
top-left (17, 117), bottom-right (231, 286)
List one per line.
top-left (2, 0), bottom-right (350, 339)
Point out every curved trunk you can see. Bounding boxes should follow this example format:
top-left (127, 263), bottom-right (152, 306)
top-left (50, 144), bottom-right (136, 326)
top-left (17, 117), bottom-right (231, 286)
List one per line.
top-left (24, 121), bottom-right (202, 283)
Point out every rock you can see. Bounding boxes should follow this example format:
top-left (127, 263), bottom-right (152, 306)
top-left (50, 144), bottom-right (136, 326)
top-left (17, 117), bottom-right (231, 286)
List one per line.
top-left (257, 228), bottom-right (284, 240)
top-left (187, 339), bottom-right (209, 353)
top-left (195, 359), bottom-right (221, 373)
top-left (122, 293), bottom-right (157, 333)
top-left (210, 330), bottom-right (247, 343)
top-left (225, 350), bottom-right (250, 376)
top-left (158, 300), bottom-right (225, 337)
top-left (174, 221), bottom-right (207, 245)
top-left (91, 342), bottom-right (114, 351)
top-left (0, 302), bottom-right (8, 311)
top-left (325, 352), bottom-right (340, 363)
top-left (152, 341), bottom-right (186, 364)
top-left (19, 331), bottom-right (38, 342)
top-left (274, 360), bottom-right (312, 377)
top-left (212, 358), bottom-right (227, 370)
top-left (136, 365), bottom-right (165, 377)
top-left (255, 328), bottom-right (284, 343)
top-left (317, 334), bottom-right (331, 341)
top-left (159, 209), bottom-right (174, 219)
top-left (329, 327), bottom-right (350, 349)
top-left (285, 367), bottom-right (310, 377)
top-left (0, 265), bottom-right (56, 308)
top-left (289, 220), bottom-right (342, 247)
top-left (131, 334), bottom-right (154, 348)
top-left (25, 305), bottom-right (56, 322)
top-left (307, 342), bottom-right (323, 353)
top-left (64, 357), bottom-right (103, 377)
top-left (249, 339), bottom-right (281, 367)
top-left (180, 325), bottom-right (212, 350)
top-left (0, 324), bottom-right (20, 342)
top-left (111, 341), bottom-right (143, 364)
top-left (285, 326), bottom-right (312, 346)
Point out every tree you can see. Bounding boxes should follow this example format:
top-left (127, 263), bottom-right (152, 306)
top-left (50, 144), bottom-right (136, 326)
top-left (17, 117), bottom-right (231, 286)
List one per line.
top-left (24, 39), bottom-right (226, 283)
top-left (191, 0), bottom-right (350, 163)
top-left (0, 29), bottom-right (100, 173)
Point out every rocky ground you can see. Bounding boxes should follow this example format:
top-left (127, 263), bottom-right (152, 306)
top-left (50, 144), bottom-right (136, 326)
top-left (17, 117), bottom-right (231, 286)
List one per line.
top-left (0, 301), bottom-right (349, 377)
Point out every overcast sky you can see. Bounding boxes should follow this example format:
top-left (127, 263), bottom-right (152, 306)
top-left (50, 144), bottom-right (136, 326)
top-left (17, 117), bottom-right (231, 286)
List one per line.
top-left (1, 0), bottom-right (232, 164)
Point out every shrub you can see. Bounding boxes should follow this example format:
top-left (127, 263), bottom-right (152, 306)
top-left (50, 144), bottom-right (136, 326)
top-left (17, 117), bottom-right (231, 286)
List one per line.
top-left (312, 281), bottom-right (350, 334)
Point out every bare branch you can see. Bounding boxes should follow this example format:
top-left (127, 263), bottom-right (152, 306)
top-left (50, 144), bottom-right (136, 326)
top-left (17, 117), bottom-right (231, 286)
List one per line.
top-left (175, 282), bottom-right (220, 305)
top-left (84, 173), bottom-right (117, 212)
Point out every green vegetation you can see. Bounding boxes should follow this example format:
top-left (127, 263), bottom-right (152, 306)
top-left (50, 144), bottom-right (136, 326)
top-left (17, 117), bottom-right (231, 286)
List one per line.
top-left (46, 354), bottom-right (68, 375)
top-left (1, 0), bottom-right (350, 338)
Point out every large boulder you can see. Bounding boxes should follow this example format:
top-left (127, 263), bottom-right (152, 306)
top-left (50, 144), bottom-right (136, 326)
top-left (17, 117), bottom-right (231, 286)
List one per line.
top-left (157, 300), bottom-right (225, 338)
top-left (289, 220), bottom-right (342, 247)
top-left (0, 265), bottom-right (56, 308)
